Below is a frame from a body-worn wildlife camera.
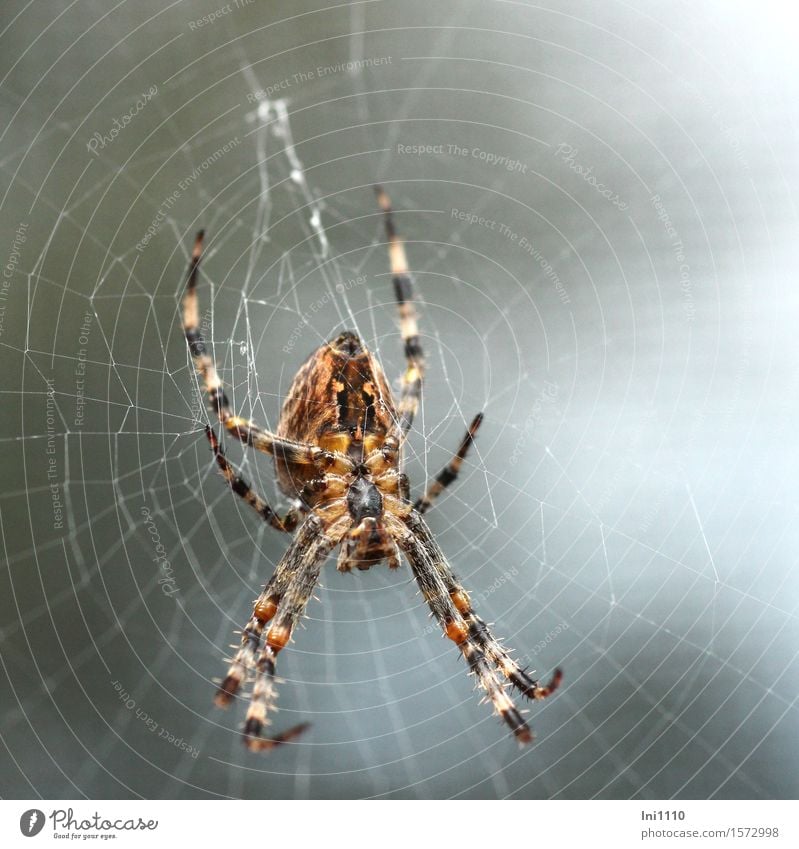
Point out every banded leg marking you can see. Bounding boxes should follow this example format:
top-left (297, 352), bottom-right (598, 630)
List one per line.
top-left (205, 426), bottom-right (300, 533)
top-left (414, 412), bottom-right (484, 514)
top-left (215, 514), bottom-right (348, 751)
top-left (389, 515), bottom-right (535, 744)
top-left (458, 600), bottom-right (563, 701)
top-left (214, 517), bottom-right (327, 707)
top-left (375, 186), bottom-right (425, 451)
top-left (243, 645), bottom-right (310, 752)
top-left (181, 230), bottom-right (329, 467)
top-left (406, 510), bottom-right (563, 703)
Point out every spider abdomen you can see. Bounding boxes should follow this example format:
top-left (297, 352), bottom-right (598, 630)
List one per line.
top-left (275, 331), bottom-right (398, 498)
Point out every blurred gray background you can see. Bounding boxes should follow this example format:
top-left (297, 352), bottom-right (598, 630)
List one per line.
top-left (1, 0), bottom-right (797, 799)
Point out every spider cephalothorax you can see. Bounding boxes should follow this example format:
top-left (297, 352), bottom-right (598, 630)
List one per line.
top-left (182, 187), bottom-right (562, 752)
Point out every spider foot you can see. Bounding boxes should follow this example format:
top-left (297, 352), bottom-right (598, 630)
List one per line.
top-left (530, 667), bottom-right (563, 700)
top-left (508, 664), bottom-right (563, 701)
top-left (514, 725), bottom-right (534, 747)
top-left (242, 718), bottom-right (310, 752)
top-left (499, 699), bottom-right (534, 746)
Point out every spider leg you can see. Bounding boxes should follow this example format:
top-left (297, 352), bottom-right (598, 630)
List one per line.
top-left (205, 426), bottom-right (301, 533)
top-left (215, 514), bottom-right (334, 705)
top-left (374, 186), bottom-right (424, 453)
top-left (242, 646), bottom-right (309, 752)
top-left (181, 230), bottom-right (330, 468)
top-left (244, 514), bottom-right (349, 752)
top-left (214, 518), bottom-right (321, 708)
top-left (459, 608), bottom-right (563, 700)
top-left (386, 515), bottom-right (540, 744)
top-left (404, 509), bottom-right (563, 702)
top-left (216, 513), bottom-right (348, 751)
top-left (414, 412), bottom-right (484, 515)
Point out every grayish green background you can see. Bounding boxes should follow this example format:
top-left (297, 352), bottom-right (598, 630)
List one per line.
top-left (1, 0), bottom-right (797, 799)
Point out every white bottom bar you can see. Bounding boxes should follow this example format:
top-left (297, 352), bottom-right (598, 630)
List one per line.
top-left (1, 800), bottom-right (796, 848)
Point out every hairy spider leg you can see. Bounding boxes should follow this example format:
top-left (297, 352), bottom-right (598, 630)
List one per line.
top-left (205, 426), bottom-right (301, 533)
top-left (414, 412), bottom-right (484, 514)
top-left (374, 186), bottom-right (424, 453)
top-left (405, 510), bottom-right (563, 703)
top-left (181, 230), bottom-right (334, 469)
top-left (242, 515), bottom-right (349, 751)
top-left (386, 514), bottom-right (554, 744)
top-left (391, 511), bottom-right (562, 745)
top-left (213, 518), bottom-right (326, 708)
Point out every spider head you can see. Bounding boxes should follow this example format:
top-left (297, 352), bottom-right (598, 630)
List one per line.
top-left (330, 331), bottom-right (364, 357)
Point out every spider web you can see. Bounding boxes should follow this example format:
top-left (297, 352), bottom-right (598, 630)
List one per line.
top-left (1, 0), bottom-right (798, 801)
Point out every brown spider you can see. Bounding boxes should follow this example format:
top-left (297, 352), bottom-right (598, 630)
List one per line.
top-left (181, 186), bottom-right (562, 751)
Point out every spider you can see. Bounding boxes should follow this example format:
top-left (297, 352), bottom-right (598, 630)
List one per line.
top-left (181, 186), bottom-right (562, 751)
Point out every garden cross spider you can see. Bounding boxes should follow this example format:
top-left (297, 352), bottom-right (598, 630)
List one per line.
top-left (182, 186), bottom-right (562, 751)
